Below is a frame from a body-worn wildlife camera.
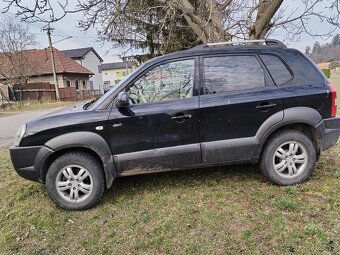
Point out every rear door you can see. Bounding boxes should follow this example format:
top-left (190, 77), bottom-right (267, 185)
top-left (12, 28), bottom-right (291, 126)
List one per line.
top-left (108, 58), bottom-right (201, 173)
top-left (199, 54), bottom-right (284, 163)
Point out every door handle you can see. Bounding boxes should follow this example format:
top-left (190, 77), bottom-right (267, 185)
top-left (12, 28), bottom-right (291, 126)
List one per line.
top-left (256, 103), bottom-right (277, 110)
top-left (171, 114), bottom-right (192, 120)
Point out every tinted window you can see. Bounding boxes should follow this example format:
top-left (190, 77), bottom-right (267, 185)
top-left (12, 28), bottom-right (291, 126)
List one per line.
top-left (127, 59), bottom-right (194, 104)
top-left (260, 54), bottom-right (292, 85)
top-left (204, 55), bottom-right (265, 94)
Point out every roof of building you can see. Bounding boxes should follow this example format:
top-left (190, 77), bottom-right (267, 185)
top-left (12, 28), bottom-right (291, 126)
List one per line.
top-left (0, 48), bottom-right (93, 79)
top-left (100, 62), bottom-right (134, 71)
top-left (317, 62), bottom-right (330, 69)
top-left (62, 47), bottom-right (103, 62)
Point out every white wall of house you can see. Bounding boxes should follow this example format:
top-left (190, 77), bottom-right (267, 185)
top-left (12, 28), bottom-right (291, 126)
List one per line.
top-left (28, 74), bottom-right (65, 88)
top-left (28, 74), bottom-right (90, 89)
top-left (75, 51), bottom-right (103, 92)
top-left (102, 67), bottom-right (133, 90)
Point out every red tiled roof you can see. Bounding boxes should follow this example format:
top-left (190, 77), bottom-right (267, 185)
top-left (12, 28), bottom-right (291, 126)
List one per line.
top-left (0, 47), bottom-right (93, 78)
top-left (317, 62), bottom-right (330, 69)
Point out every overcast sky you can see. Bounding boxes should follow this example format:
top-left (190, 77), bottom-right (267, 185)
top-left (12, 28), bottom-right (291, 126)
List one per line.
top-left (0, 0), bottom-right (338, 63)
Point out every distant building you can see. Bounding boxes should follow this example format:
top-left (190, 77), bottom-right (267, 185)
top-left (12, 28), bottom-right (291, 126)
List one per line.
top-left (0, 48), bottom-right (93, 100)
top-left (0, 48), bottom-right (93, 88)
top-left (99, 62), bottom-right (135, 90)
top-left (62, 47), bottom-right (103, 92)
top-left (317, 62), bottom-right (330, 70)
top-left (0, 83), bottom-right (9, 104)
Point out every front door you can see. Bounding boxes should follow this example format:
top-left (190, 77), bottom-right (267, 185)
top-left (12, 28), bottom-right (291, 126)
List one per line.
top-left (199, 54), bottom-right (284, 163)
top-left (109, 58), bottom-right (201, 173)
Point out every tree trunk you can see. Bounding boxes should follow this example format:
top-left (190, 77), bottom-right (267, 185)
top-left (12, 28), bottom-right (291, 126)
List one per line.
top-left (158, 0), bottom-right (228, 43)
top-left (249, 0), bottom-right (283, 39)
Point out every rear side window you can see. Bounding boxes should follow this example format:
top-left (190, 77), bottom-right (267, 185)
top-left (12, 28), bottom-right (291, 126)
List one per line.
top-left (204, 55), bottom-right (265, 94)
top-left (260, 54), bottom-right (292, 85)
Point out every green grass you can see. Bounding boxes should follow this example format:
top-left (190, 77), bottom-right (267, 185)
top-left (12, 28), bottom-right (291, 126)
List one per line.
top-left (0, 142), bottom-right (339, 254)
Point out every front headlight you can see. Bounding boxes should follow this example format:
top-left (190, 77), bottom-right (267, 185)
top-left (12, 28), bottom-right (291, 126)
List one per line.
top-left (14, 124), bottom-right (26, 146)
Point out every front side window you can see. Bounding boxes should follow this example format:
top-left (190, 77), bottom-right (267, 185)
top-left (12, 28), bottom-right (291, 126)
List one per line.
top-left (204, 55), bottom-right (265, 94)
top-left (127, 59), bottom-right (194, 104)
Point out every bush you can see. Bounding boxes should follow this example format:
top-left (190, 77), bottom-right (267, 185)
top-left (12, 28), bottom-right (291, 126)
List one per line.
top-left (328, 61), bottom-right (340, 69)
top-left (322, 68), bottom-right (331, 78)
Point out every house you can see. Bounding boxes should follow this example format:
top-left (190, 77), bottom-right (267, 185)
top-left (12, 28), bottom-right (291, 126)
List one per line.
top-left (99, 62), bottom-right (135, 90)
top-left (0, 83), bottom-right (9, 104)
top-left (317, 62), bottom-right (330, 70)
top-left (62, 47), bottom-right (103, 92)
top-left (0, 48), bottom-right (93, 100)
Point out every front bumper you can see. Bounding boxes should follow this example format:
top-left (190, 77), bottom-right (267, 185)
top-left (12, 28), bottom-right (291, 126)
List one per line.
top-left (9, 145), bottom-right (54, 183)
top-left (319, 117), bottom-right (340, 151)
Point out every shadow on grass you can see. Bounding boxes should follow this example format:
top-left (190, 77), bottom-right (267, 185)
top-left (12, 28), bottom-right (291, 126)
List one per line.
top-left (2, 156), bottom-right (265, 211)
top-left (102, 163), bottom-right (264, 204)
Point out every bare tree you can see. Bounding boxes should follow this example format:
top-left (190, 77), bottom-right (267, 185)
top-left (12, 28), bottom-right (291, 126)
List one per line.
top-left (3, 0), bottom-right (340, 58)
top-left (0, 19), bottom-right (37, 101)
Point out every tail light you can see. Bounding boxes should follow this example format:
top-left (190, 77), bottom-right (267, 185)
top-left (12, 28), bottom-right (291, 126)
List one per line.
top-left (328, 83), bottom-right (337, 117)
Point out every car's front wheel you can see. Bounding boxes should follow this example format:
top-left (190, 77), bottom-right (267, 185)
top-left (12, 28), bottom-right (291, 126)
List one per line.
top-left (46, 152), bottom-right (105, 210)
top-left (260, 130), bottom-right (316, 185)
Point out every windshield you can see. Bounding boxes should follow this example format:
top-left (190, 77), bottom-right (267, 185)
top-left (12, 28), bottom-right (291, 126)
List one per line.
top-left (90, 64), bottom-right (143, 110)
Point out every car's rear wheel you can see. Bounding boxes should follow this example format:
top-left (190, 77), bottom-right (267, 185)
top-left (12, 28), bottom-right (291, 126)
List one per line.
top-left (260, 130), bottom-right (316, 185)
top-left (46, 152), bottom-right (105, 210)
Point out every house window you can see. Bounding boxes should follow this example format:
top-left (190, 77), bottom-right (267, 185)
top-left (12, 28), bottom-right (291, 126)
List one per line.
top-left (66, 80), bottom-right (71, 87)
top-left (116, 71), bottom-right (124, 78)
top-left (82, 80), bottom-right (86, 89)
top-left (75, 80), bottom-right (79, 90)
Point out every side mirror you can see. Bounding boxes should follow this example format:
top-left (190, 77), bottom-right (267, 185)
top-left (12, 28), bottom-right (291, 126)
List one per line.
top-left (115, 91), bottom-right (130, 108)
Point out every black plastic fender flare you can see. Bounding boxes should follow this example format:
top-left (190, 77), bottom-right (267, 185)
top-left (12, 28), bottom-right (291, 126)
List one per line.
top-left (45, 131), bottom-right (117, 188)
top-left (253, 107), bottom-right (323, 160)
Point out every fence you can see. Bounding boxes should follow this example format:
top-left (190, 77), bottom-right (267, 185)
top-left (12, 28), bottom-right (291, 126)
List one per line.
top-left (12, 83), bottom-right (100, 101)
top-left (14, 83), bottom-right (56, 101)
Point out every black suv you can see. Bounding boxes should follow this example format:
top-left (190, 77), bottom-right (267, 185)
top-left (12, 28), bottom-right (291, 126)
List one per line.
top-left (10, 39), bottom-right (340, 210)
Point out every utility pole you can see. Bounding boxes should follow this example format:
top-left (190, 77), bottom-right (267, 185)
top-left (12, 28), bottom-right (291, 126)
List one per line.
top-left (43, 24), bottom-right (60, 100)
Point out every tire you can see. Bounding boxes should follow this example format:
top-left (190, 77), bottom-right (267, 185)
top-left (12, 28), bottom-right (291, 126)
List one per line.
top-left (259, 130), bottom-right (316, 185)
top-left (46, 152), bottom-right (105, 210)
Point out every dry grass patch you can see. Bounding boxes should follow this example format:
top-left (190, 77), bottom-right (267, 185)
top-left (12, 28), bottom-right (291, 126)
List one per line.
top-left (0, 100), bottom-right (79, 113)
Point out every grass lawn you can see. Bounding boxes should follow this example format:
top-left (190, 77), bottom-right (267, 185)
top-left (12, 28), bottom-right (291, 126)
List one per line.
top-left (0, 112), bottom-right (15, 118)
top-left (0, 146), bottom-right (339, 254)
top-left (0, 100), bottom-right (80, 113)
top-left (330, 73), bottom-right (340, 91)
top-left (0, 80), bottom-right (339, 254)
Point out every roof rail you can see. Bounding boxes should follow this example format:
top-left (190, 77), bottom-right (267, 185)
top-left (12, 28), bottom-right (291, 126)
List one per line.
top-left (192, 39), bottom-right (286, 50)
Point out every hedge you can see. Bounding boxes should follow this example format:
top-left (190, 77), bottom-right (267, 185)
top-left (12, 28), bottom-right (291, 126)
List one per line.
top-left (322, 68), bottom-right (331, 78)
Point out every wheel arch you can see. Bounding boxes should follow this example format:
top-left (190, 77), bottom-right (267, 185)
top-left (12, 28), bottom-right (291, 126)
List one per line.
top-left (253, 107), bottom-right (323, 161)
top-left (41, 132), bottom-right (117, 188)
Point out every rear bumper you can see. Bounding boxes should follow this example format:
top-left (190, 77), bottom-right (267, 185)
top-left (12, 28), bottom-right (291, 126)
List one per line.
top-left (319, 117), bottom-right (340, 151)
top-left (9, 145), bottom-right (54, 183)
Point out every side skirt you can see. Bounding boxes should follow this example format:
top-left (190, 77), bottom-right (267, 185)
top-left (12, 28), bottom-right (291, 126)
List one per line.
top-left (118, 159), bottom-right (254, 177)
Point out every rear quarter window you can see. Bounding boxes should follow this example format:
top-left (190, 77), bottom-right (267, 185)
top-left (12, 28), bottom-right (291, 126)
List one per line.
top-left (260, 54), bottom-right (292, 85)
top-left (275, 50), bottom-right (324, 85)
